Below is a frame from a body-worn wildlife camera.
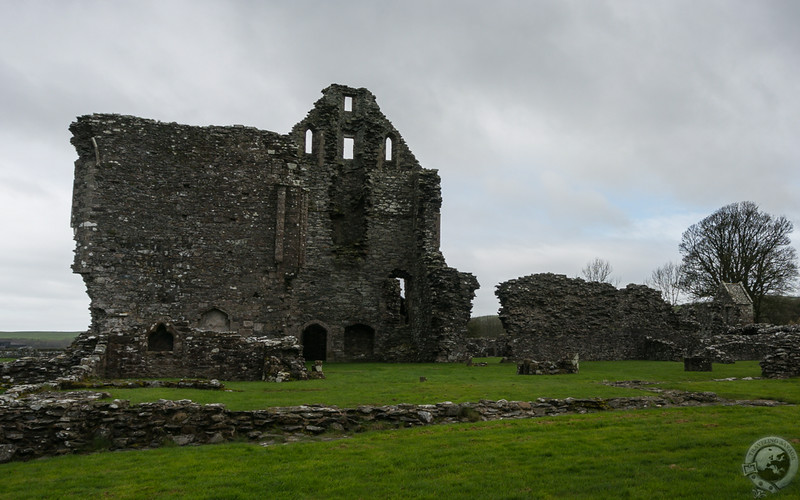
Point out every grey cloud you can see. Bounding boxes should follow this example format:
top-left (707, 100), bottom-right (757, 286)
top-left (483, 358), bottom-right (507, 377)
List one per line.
top-left (2, 0), bottom-right (800, 326)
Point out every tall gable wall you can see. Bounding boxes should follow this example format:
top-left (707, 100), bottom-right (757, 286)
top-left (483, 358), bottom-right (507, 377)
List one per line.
top-left (69, 84), bottom-right (477, 379)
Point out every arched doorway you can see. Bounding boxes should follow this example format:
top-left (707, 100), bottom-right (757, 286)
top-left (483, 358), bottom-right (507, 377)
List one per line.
top-left (302, 324), bottom-right (328, 361)
top-left (147, 324), bottom-right (174, 352)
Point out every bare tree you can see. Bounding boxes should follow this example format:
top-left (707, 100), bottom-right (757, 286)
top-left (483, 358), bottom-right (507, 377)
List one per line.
top-left (679, 201), bottom-right (799, 321)
top-left (646, 261), bottom-right (685, 305)
top-left (581, 258), bottom-right (618, 285)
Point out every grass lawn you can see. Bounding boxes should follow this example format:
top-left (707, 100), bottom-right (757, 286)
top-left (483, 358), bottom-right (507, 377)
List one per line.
top-left (2, 360), bottom-right (799, 499)
top-left (97, 359), bottom-right (794, 410)
top-left (0, 405), bottom-right (797, 499)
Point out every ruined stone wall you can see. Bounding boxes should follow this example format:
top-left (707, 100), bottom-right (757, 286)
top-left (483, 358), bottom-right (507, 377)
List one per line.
top-left (101, 329), bottom-right (308, 381)
top-left (0, 390), bottom-right (721, 464)
top-left (496, 274), bottom-right (696, 361)
top-left (760, 332), bottom-right (800, 378)
top-left (680, 302), bottom-right (749, 337)
top-left (701, 325), bottom-right (800, 362)
top-left (70, 84), bottom-right (477, 376)
top-left (1, 333), bottom-right (103, 386)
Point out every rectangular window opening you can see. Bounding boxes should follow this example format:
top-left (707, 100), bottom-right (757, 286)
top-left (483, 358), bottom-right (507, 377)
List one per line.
top-left (344, 96), bottom-right (353, 112)
top-left (343, 137), bottom-right (354, 159)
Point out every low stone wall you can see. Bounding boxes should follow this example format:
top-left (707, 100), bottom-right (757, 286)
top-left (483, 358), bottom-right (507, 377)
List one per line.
top-left (465, 337), bottom-right (507, 358)
top-left (0, 348), bottom-right (63, 359)
top-left (103, 326), bottom-right (309, 381)
top-left (0, 390), bottom-right (724, 464)
top-left (760, 333), bottom-right (800, 379)
top-left (684, 357), bottom-right (712, 372)
top-left (1, 333), bottom-right (309, 387)
top-left (700, 325), bottom-right (800, 361)
top-left (1, 334), bottom-right (105, 387)
top-left (517, 355), bottom-right (579, 375)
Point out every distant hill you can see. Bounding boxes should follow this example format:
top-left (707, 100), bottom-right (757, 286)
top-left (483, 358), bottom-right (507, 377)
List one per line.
top-left (760, 296), bottom-right (800, 325)
top-left (467, 315), bottom-right (505, 338)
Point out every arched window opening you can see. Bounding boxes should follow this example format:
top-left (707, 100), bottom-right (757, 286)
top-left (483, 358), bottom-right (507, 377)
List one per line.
top-left (343, 136), bottom-right (354, 159)
top-left (148, 324), bottom-right (174, 352)
top-left (305, 129), bottom-right (313, 154)
top-left (385, 137), bottom-right (393, 161)
top-left (200, 308), bottom-right (230, 332)
top-left (344, 324), bottom-right (375, 359)
top-left (344, 95), bottom-right (353, 112)
top-left (302, 324), bottom-right (328, 361)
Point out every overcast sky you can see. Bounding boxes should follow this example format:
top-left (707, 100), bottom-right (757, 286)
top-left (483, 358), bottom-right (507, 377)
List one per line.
top-left (2, 0), bottom-right (799, 331)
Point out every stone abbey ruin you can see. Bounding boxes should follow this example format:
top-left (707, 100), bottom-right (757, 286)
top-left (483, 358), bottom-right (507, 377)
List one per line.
top-left (67, 84), bottom-right (478, 380)
top-left (2, 84), bottom-right (799, 465)
top-left (494, 274), bottom-right (769, 363)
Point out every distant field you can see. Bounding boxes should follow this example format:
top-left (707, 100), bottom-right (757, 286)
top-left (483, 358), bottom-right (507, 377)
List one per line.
top-left (0, 331), bottom-right (81, 341)
top-left (0, 331), bottom-right (80, 349)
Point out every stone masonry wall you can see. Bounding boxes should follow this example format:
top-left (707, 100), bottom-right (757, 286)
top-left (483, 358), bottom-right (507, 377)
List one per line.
top-left (700, 325), bottom-right (800, 363)
top-left (496, 274), bottom-right (696, 361)
top-left (0, 390), bottom-right (722, 464)
top-left (70, 84), bottom-right (477, 377)
top-left (1, 333), bottom-right (103, 387)
top-left (760, 332), bottom-right (800, 378)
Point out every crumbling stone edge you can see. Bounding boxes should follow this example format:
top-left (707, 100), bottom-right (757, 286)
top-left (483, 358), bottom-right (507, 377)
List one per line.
top-left (0, 387), bottom-right (780, 464)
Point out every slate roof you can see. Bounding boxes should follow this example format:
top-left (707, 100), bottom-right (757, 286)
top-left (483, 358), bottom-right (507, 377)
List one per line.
top-left (718, 282), bottom-right (753, 305)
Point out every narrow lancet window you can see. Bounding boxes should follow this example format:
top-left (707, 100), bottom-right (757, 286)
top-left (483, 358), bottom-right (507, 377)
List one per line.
top-left (305, 129), bottom-right (313, 154)
top-left (385, 137), bottom-right (393, 161)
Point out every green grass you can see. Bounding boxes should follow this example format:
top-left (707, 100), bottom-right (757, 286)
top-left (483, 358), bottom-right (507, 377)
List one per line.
top-left (3, 360), bottom-right (799, 498)
top-left (99, 360), bottom-right (785, 411)
top-left (1, 405), bottom-right (797, 499)
top-left (0, 358), bottom-right (14, 363)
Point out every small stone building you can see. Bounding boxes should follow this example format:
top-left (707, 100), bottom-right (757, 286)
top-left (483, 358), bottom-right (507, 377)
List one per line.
top-left (684, 282), bottom-right (755, 336)
top-left (70, 84), bottom-right (478, 379)
top-left (714, 282), bottom-right (754, 326)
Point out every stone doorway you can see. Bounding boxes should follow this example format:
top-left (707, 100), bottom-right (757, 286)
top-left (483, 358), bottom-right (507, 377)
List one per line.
top-left (302, 324), bottom-right (327, 361)
top-left (147, 324), bottom-right (174, 352)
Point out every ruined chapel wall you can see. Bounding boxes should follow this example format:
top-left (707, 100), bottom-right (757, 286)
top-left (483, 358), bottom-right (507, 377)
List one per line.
top-left (496, 273), bottom-right (693, 361)
top-left (71, 115), bottom-right (307, 376)
top-left (69, 85), bottom-right (477, 372)
top-left (287, 85), bottom-right (476, 361)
